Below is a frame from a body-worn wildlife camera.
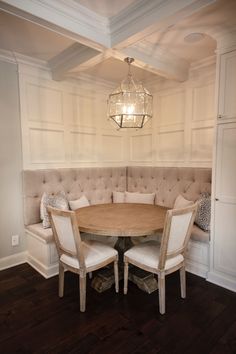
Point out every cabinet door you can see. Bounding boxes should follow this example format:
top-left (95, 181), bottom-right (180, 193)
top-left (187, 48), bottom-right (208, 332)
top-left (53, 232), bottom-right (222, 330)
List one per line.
top-left (218, 51), bottom-right (236, 120)
top-left (214, 122), bottom-right (236, 276)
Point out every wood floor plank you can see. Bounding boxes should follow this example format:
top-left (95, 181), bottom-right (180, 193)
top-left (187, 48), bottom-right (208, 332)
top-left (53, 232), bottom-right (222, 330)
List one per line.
top-left (0, 264), bottom-right (236, 353)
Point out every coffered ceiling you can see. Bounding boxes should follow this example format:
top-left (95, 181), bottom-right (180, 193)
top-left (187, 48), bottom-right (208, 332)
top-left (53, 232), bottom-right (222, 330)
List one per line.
top-left (0, 0), bottom-right (235, 84)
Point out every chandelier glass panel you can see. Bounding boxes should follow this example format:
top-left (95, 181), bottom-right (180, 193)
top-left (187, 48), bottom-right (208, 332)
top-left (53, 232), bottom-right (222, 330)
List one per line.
top-left (107, 57), bottom-right (153, 129)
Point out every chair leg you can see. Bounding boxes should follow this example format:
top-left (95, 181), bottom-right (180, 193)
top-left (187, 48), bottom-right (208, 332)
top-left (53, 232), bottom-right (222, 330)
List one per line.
top-left (79, 274), bottom-right (86, 312)
top-left (58, 262), bottom-right (64, 298)
top-left (158, 272), bottom-right (165, 315)
top-left (180, 265), bottom-right (186, 298)
top-left (114, 260), bottom-right (119, 293)
top-left (124, 261), bottom-right (129, 295)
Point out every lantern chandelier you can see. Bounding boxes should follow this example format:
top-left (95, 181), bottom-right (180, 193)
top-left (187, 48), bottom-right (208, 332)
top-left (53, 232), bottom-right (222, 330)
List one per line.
top-left (107, 57), bottom-right (153, 129)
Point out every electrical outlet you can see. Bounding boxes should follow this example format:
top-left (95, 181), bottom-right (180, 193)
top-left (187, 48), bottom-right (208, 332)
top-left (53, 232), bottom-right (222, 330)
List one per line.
top-left (12, 235), bottom-right (19, 246)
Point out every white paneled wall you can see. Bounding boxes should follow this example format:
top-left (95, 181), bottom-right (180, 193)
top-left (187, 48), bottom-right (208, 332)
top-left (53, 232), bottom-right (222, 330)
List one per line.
top-left (18, 57), bottom-right (215, 169)
top-left (19, 64), bottom-right (129, 169)
top-left (128, 57), bottom-right (216, 167)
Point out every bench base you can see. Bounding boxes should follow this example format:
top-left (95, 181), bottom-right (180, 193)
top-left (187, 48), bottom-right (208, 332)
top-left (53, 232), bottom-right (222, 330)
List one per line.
top-left (26, 229), bottom-right (59, 278)
top-left (25, 230), bottom-right (210, 280)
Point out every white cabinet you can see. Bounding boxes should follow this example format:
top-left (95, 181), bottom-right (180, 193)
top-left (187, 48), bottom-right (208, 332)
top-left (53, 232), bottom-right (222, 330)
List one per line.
top-left (208, 48), bottom-right (236, 292)
top-left (212, 123), bottom-right (236, 286)
top-left (218, 51), bottom-right (236, 121)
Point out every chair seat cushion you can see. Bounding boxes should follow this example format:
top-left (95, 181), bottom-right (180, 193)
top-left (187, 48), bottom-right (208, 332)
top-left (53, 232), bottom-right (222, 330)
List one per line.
top-left (124, 241), bottom-right (184, 271)
top-left (60, 240), bottom-right (118, 269)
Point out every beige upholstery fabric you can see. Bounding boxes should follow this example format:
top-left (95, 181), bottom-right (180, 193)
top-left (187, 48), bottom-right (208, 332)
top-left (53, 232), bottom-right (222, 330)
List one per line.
top-left (125, 191), bottom-right (155, 204)
top-left (23, 167), bottom-right (126, 225)
top-left (69, 195), bottom-right (90, 211)
top-left (23, 166), bottom-right (211, 246)
top-left (191, 224), bottom-right (210, 243)
top-left (127, 166), bottom-right (211, 208)
top-left (167, 212), bottom-right (192, 253)
top-left (113, 191), bottom-right (125, 203)
top-left (60, 240), bottom-right (118, 269)
top-left (26, 223), bottom-right (53, 243)
top-left (125, 241), bottom-right (184, 270)
top-left (174, 195), bottom-right (194, 209)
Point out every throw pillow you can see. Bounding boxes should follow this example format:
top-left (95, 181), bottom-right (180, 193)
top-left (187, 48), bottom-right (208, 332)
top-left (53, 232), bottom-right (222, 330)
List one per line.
top-left (125, 191), bottom-right (155, 204)
top-left (69, 195), bottom-right (90, 211)
top-left (40, 191), bottom-right (69, 228)
top-left (113, 191), bottom-right (125, 203)
top-left (174, 194), bottom-right (194, 209)
top-left (195, 192), bottom-right (211, 231)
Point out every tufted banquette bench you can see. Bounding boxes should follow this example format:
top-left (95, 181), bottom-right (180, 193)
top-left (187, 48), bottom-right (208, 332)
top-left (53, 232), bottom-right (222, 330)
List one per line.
top-left (23, 166), bottom-right (211, 278)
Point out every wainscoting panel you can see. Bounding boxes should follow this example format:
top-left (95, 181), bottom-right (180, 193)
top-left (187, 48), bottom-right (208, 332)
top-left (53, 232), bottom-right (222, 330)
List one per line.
top-left (192, 83), bottom-right (215, 123)
top-left (101, 134), bottom-right (124, 162)
top-left (26, 82), bottom-right (63, 124)
top-left (159, 90), bottom-right (185, 128)
top-left (29, 128), bottom-right (65, 163)
top-left (191, 127), bottom-right (213, 161)
top-left (70, 131), bottom-right (96, 162)
top-left (67, 93), bottom-right (100, 128)
top-left (19, 65), bottom-right (128, 168)
top-left (130, 134), bottom-right (152, 162)
top-left (157, 130), bottom-right (185, 162)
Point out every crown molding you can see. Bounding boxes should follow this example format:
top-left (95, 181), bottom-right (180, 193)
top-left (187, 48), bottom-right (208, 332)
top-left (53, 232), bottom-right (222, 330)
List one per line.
top-left (190, 54), bottom-right (216, 70)
top-left (215, 28), bottom-right (236, 53)
top-left (0, 0), bottom-right (110, 49)
top-left (0, 48), bottom-right (17, 64)
top-left (0, 48), bottom-right (49, 68)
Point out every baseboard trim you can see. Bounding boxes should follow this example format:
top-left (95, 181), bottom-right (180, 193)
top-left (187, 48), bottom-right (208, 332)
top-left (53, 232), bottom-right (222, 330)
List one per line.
top-left (207, 271), bottom-right (236, 293)
top-left (186, 259), bottom-right (209, 278)
top-left (0, 252), bottom-right (27, 271)
top-left (27, 254), bottom-right (58, 279)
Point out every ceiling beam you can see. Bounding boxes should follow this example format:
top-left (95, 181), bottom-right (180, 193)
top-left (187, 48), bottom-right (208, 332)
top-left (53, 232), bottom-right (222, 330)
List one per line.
top-left (113, 44), bottom-right (189, 82)
top-left (49, 43), bottom-right (101, 81)
top-left (110, 0), bottom-right (216, 49)
top-left (67, 50), bottom-right (113, 74)
top-left (0, 0), bottom-right (110, 50)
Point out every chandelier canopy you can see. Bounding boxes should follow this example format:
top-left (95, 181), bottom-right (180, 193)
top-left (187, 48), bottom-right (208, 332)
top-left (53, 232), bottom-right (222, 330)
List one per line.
top-left (107, 57), bottom-right (153, 129)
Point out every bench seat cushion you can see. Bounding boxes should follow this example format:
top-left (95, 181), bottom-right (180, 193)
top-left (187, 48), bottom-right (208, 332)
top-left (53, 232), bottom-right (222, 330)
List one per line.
top-left (191, 224), bottom-right (209, 243)
top-left (26, 223), bottom-right (54, 243)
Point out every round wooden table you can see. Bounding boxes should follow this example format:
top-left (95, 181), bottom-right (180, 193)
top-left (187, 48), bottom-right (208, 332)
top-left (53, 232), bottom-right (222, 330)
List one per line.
top-left (76, 203), bottom-right (168, 293)
top-left (76, 203), bottom-right (167, 237)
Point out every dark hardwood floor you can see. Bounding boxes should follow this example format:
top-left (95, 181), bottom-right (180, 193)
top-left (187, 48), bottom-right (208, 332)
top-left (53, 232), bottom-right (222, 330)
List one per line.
top-left (0, 264), bottom-right (236, 354)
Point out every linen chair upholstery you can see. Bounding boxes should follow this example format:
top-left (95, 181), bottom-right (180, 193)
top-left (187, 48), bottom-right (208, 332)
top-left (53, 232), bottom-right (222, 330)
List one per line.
top-left (124, 202), bottom-right (198, 314)
top-left (48, 206), bottom-right (119, 312)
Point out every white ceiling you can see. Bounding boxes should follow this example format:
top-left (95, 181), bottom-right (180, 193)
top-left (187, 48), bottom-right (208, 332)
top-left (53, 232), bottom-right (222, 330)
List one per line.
top-left (0, 0), bottom-right (235, 84)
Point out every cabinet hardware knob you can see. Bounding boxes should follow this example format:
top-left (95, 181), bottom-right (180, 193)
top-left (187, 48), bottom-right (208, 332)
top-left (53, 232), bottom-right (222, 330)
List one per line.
top-left (218, 115), bottom-right (222, 119)
top-left (215, 198), bottom-right (219, 201)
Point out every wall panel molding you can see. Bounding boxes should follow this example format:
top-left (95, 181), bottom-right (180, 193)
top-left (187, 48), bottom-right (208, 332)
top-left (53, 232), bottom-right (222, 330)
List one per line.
top-left (19, 65), bottom-right (127, 169)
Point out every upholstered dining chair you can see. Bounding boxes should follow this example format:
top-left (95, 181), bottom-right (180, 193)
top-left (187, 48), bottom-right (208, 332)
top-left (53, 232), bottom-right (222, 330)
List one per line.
top-left (47, 206), bottom-right (119, 312)
top-left (123, 202), bottom-right (198, 314)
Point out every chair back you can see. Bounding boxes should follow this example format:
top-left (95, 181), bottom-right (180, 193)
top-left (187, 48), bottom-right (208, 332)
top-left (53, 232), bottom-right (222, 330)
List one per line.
top-left (47, 206), bottom-right (85, 269)
top-left (158, 203), bottom-right (198, 270)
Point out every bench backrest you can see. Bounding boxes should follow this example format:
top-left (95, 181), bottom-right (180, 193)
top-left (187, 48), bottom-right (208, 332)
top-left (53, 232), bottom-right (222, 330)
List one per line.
top-left (127, 166), bottom-right (211, 208)
top-left (23, 166), bottom-right (211, 226)
top-left (23, 167), bottom-right (127, 225)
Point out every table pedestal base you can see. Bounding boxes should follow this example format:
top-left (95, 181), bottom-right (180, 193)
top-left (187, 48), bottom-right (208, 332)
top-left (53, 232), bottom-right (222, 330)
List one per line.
top-left (91, 265), bottom-right (158, 294)
top-left (90, 236), bottom-right (158, 294)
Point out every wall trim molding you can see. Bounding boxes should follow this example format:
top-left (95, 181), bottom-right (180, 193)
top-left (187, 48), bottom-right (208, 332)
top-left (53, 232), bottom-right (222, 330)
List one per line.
top-left (0, 252), bottom-right (27, 271)
top-left (207, 271), bottom-right (236, 293)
